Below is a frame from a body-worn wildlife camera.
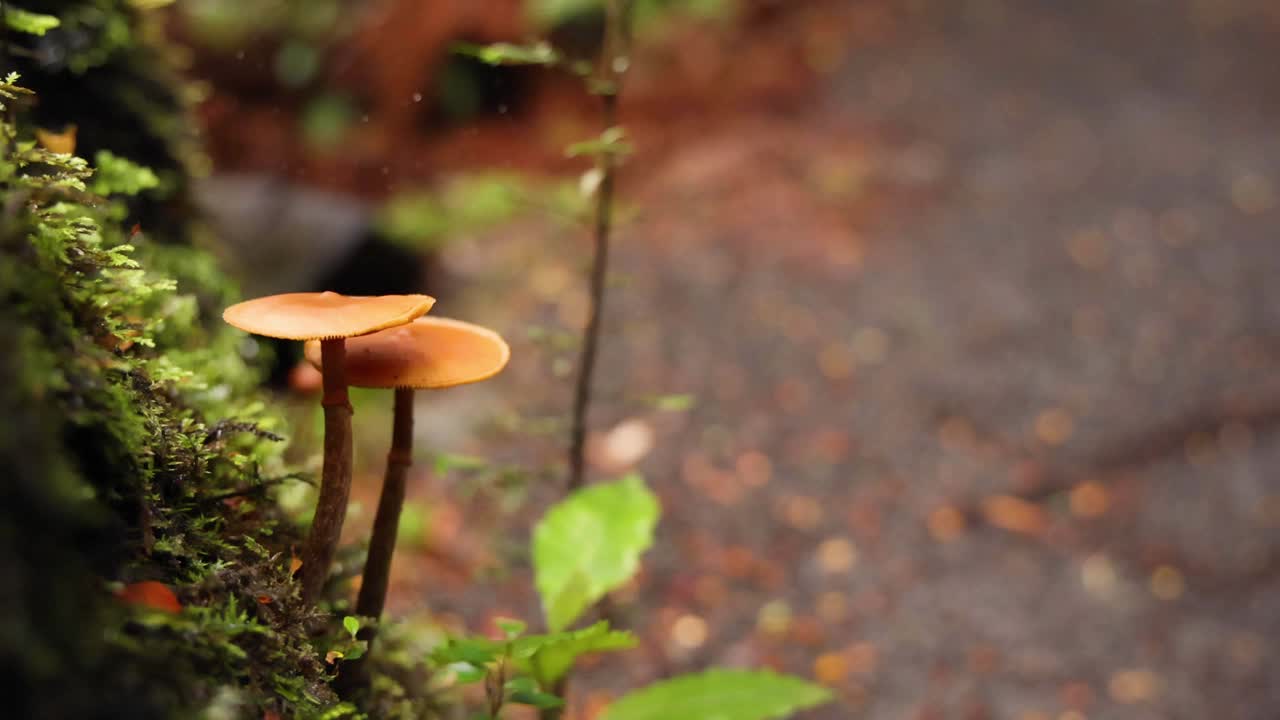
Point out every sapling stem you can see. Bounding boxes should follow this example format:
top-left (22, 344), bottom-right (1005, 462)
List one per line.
top-left (552, 5), bottom-right (633, 718)
top-left (567, 0), bottom-right (629, 494)
top-left (299, 338), bottom-right (354, 604)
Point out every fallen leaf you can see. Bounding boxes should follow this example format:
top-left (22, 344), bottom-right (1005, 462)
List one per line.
top-left (981, 494), bottom-right (1048, 535)
top-left (116, 581), bottom-right (182, 614)
top-left (36, 124), bottom-right (77, 154)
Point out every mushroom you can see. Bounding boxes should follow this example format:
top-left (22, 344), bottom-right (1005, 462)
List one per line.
top-left (304, 317), bottom-right (510, 630)
top-left (223, 291), bottom-right (435, 603)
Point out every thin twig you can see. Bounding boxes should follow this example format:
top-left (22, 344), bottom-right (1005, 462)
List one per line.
top-left (567, 0), bottom-right (630, 494)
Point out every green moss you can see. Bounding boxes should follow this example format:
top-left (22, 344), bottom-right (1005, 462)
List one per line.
top-left (3, 5), bottom-right (452, 716)
top-left (0, 62), bottom-right (353, 718)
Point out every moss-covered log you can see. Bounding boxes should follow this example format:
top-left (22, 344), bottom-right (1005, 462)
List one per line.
top-left (1, 4), bottom-right (350, 717)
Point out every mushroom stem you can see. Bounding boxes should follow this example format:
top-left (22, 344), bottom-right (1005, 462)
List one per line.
top-left (299, 338), bottom-right (354, 604)
top-left (355, 386), bottom-right (414, 628)
top-left (338, 387), bottom-right (413, 696)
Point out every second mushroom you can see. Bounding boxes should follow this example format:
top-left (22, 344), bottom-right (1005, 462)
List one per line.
top-left (305, 316), bottom-right (510, 633)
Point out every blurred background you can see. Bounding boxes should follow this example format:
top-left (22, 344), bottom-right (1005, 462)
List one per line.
top-left (173, 0), bottom-right (1279, 717)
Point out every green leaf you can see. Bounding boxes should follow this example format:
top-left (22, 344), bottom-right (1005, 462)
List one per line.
top-left (566, 127), bottom-right (633, 160)
top-left (542, 569), bottom-right (591, 633)
top-left (505, 675), bottom-right (564, 707)
top-left (5, 8), bottom-right (59, 35)
top-left (376, 173), bottom-right (526, 250)
top-left (495, 617), bottom-right (527, 639)
top-left (430, 637), bottom-right (502, 667)
top-left (510, 688), bottom-right (564, 709)
top-left (526, 621), bottom-right (636, 685)
top-left (529, 0), bottom-right (735, 33)
top-left (647, 393), bottom-right (696, 412)
top-left (533, 473), bottom-right (659, 630)
top-left (527, 0), bottom-right (598, 27)
top-left (505, 676), bottom-right (539, 693)
top-left (431, 621), bottom-right (636, 686)
top-left (455, 41), bottom-right (561, 67)
top-left (451, 663), bottom-right (487, 684)
top-left (397, 501), bottom-right (431, 547)
top-left (432, 451), bottom-right (489, 476)
top-left (340, 640), bottom-right (367, 661)
top-left (602, 669), bottom-right (833, 720)
top-left (342, 616), bottom-right (360, 639)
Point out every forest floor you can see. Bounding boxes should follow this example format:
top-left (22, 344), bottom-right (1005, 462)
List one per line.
top-left (307, 1), bottom-right (1280, 718)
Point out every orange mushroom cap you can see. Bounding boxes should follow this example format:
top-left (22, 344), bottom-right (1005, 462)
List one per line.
top-left (222, 291), bottom-right (435, 341)
top-left (304, 317), bottom-right (510, 389)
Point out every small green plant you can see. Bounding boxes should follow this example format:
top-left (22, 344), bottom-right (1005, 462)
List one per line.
top-left (376, 173), bottom-right (529, 251)
top-left (431, 619), bottom-right (635, 715)
top-left (325, 616), bottom-right (368, 665)
top-left (425, 474), bottom-right (831, 718)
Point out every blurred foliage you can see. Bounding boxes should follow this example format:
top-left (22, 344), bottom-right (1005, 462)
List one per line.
top-left (456, 40), bottom-right (566, 68)
top-left (394, 501), bottom-right (431, 548)
top-left (529, 0), bottom-right (736, 32)
top-left (4, 6), bottom-right (60, 35)
top-left (299, 92), bottom-right (359, 150)
top-left (178, 0), bottom-right (733, 47)
top-left (376, 172), bottom-right (588, 251)
top-left (273, 38), bottom-right (321, 88)
top-left (645, 393), bottom-right (696, 411)
top-left (178, 0), bottom-right (343, 48)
